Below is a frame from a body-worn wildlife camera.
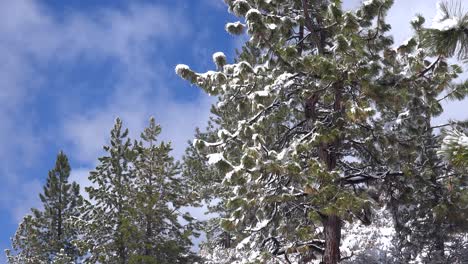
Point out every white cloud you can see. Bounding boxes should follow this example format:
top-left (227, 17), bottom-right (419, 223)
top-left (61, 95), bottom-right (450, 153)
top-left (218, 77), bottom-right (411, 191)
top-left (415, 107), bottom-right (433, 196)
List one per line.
top-left (0, 176), bottom-right (42, 222)
top-left (53, 2), bottom-right (214, 164)
top-left (0, 0), bottom-right (213, 224)
top-left (63, 92), bottom-right (213, 163)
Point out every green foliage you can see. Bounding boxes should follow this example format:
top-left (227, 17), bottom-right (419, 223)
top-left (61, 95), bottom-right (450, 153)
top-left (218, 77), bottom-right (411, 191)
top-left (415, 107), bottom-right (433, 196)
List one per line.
top-left (77, 117), bottom-right (198, 263)
top-left (440, 128), bottom-right (468, 168)
top-left (420, 1), bottom-right (468, 61)
top-left (7, 152), bottom-right (84, 263)
top-left (179, 0), bottom-right (468, 263)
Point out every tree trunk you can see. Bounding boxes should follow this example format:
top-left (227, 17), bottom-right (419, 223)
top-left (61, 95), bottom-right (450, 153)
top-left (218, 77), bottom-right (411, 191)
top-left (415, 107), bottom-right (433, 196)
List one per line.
top-left (301, 2), bottom-right (343, 260)
top-left (322, 215), bottom-right (341, 264)
top-left (321, 83), bottom-right (344, 264)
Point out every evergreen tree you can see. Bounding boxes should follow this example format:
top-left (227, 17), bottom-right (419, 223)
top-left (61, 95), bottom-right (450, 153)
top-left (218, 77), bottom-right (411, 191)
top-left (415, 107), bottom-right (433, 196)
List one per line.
top-left (178, 0), bottom-right (468, 263)
top-left (178, 1), bottom-right (399, 263)
top-left (81, 118), bottom-right (136, 263)
top-left (80, 117), bottom-right (200, 263)
top-left (6, 215), bottom-right (47, 263)
top-left (6, 152), bottom-right (84, 263)
top-left (130, 117), bottom-right (198, 263)
top-left (378, 3), bottom-right (468, 262)
top-left (183, 124), bottom-right (234, 253)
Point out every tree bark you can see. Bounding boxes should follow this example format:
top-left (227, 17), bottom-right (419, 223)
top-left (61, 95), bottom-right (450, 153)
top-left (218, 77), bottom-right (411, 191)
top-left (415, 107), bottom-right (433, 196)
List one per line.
top-left (322, 215), bottom-right (341, 264)
top-left (301, 1), bottom-right (343, 262)
top-left (320, 83), bottom-right (344, 264)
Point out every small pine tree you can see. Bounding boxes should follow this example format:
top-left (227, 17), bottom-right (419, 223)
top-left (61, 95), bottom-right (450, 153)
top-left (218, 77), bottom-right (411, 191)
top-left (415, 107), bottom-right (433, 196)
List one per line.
top-left (6, 152), bottom-right (84, 263)
top-left (6, 215), bottom-right (47, 264)
top-left (80, 117), bottom-right (200, 263)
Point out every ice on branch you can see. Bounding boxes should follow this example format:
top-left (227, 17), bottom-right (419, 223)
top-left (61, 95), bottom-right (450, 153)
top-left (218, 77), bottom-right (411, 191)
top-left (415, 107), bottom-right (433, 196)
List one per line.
top-left (225, 21), bottom-right (245, 35)
top-left (213, 52), bottom-right (227, 68)
top-left (395, 110), bottom-right (410, 125)
top-left (245, 9), bottom-right (262, 23)
top-left (232, 0), bottom-right (250, 16)
top-left (207, 153), bottom-right (225, 165)
top-left (431, 1), bottom-right (460, 31)
top-left (251, 219), bottom-right (269, 231)
top-left (363, 0), bottom-right (375, 6)
top-left (441, 129), bottom-right (468, 149)
top-left (175, 64), bottom-right (189, 76)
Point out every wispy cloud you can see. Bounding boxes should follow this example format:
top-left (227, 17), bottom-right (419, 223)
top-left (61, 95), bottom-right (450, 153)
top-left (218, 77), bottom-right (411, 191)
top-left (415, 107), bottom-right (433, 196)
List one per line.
top-left (0, 0), bottom-right (213, 224)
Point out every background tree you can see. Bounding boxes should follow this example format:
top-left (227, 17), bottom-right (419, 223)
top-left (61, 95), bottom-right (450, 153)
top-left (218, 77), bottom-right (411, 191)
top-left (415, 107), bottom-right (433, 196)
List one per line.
top-left (6, 215), bottom-right (47, 263)
top-left (77, 117), bottom-right (200, 263)
top-left (377, 3), bottom-right (468, 262)
top-left (183, 122), bottom-right (236, 255)
top-left (6, 152), bottom-right (84, 263)
top-left (82, 118), bottom-right (137, 264)
top-left (130, 117), bottom-right (199, 263)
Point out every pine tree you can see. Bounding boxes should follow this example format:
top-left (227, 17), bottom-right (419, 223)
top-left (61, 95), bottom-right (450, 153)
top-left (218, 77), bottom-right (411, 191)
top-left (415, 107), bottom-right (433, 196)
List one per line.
top-left (6, 215), bottom-right (47, 264)
top-left (82, 118), bottom-right (136, 263)
top-left (6, 152), bottom-right (84, 263)
top-left (80, 117), bottom-right (200, 263)
top-left (377, 2), bottom-right (468, 262)
top-left (178, 1), bottom-right (468, 263)
top-left (130, 117), bottom-right (198, 263)
top-left (177, 1), bottom-right (401, 263)
top-left (183, 124), bottom-right (234, 253)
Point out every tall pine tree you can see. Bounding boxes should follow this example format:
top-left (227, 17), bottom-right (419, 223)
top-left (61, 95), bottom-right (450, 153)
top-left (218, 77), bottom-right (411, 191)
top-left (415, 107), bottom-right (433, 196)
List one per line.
top-left (178, 1), bottom-right (398, 262)
top-left (178, 0), bottom-right (468, 263)
top-left (131, 117), bottom-right (198, 263)
top-left (81, 118), bottom-right (136, 264)
top-left (79, 117), bottom-right (199, 263)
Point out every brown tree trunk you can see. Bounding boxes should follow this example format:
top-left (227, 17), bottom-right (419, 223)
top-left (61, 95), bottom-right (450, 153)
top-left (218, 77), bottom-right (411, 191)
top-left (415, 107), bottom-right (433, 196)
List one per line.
top-left (320, 83), bottom-right (344, 264)
top-left (301, 1), bottom-right (343, 261)
top-left (322, 215), bottom-right (341, 264)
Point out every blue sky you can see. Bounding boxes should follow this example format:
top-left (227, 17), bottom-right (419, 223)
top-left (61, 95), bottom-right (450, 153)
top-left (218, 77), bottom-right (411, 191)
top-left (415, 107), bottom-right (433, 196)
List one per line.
top-left (0, 0), bottom-right (240, 258)
top-left (0, 0), bottom-right (467, 262)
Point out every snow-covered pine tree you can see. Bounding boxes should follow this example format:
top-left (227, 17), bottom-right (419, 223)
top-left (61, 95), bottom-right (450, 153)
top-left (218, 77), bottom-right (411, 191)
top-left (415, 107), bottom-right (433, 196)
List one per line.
top-left (77, 118), bottom-right (200, 263)
top-left (177, 0), bottom-right (407, 263)
top-left (130, 117), bottom-right (199, 263)
top-left (183, 123), bottom-right (236, 253)
top-left (6, 152), bottom-right (84, 263)
top-left (440, 127), bottom-right (468, 169)
top-left (82, 118), bottom-right (137, 263)
top-left (375, 2), bottom-right (468, 262)
top-left (6, 215), bottom-right (47, 263)
top-left (52, 249), bottom-right (74, 264)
